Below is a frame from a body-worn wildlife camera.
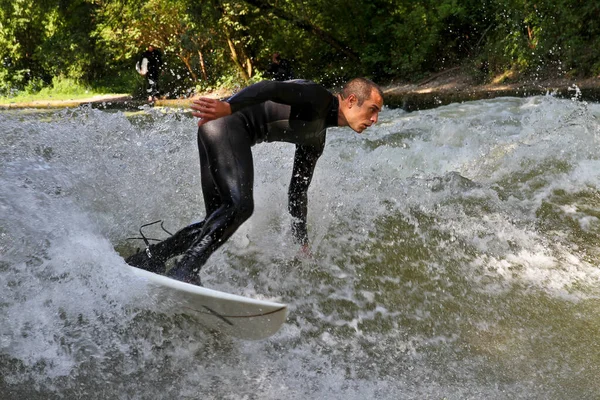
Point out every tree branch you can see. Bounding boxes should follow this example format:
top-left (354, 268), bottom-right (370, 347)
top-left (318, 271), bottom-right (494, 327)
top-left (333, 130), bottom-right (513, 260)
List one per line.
top-left (242, 0), bottom-right (359, 61)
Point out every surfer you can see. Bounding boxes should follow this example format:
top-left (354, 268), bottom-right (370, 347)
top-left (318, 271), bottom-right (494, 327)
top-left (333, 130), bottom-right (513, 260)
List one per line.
top-left (126, 78), bottom-right (384, 285)
top-left (136, 45), bottom-right (162, 101)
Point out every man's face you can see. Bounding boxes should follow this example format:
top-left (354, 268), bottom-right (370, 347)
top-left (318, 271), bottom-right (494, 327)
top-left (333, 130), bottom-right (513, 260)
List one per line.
top-left (344, 89), bottom-right (384, 133)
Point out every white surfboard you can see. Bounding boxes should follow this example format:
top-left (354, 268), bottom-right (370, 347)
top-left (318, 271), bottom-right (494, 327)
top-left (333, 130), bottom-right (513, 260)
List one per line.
top-left (136, 57), bottom-right (148, 75)
top-left (129, 265), bottom-right (288, 340)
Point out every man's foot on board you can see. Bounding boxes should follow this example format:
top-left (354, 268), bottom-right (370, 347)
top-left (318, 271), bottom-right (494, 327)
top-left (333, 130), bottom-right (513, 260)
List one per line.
top-left (125, 247), bottom-right (166, 274)
top-left (166, 267), bottom-right (202, 286)
top-left (166, 256), bottom-right (202, 286)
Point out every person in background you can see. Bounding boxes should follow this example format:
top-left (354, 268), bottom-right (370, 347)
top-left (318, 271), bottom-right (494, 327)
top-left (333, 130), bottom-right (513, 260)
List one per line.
top-left (266, 52), bottom-right (294, 81)
top-left (126, 78), bottom-right (384, 285)
top-left (136, 45), bottom-right (163, 101)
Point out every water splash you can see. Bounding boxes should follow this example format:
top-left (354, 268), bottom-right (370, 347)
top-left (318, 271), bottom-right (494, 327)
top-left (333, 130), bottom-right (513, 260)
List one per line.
top-left (2, 97), bottom-right (600, 399)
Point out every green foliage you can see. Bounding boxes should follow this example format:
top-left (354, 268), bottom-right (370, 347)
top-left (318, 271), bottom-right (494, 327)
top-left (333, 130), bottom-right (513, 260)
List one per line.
top-left (0, 76), bottom-right (104, 103)
top-left (1, 0), bottom-right (599, 98)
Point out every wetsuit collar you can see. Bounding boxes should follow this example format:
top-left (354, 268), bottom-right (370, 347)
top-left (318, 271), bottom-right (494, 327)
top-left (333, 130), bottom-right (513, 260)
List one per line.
top-left (326, 95), bottom-right (339, 127)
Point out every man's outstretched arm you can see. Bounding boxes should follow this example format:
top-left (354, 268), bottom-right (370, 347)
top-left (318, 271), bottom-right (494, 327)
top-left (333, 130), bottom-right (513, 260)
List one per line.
top-left (191, 80), bottom-right (330, 126)
top-left (225, 80), bottom-right (331, 113)
top-left (288, 145), bottom-right (322, 249)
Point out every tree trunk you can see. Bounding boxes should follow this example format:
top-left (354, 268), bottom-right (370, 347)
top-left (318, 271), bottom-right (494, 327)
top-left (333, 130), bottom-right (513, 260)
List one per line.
top-left (198, 49), bottom-right (208, 81)
top-left (226, 35), bottom-right (250, 81)
top-left (180, 54), bottom-right (198, 82)
top-left (245, 58), bottom-right (252, 79)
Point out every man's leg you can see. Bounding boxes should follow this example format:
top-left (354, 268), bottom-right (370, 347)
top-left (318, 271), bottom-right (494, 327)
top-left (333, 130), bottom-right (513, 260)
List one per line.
top-left (198, 133), bottom-right (222, 216)
top-left (146, 71), bottom-right (159, 100)
top-left (167, 115), bottom-right (255, 283)
top-left (125, 122), bottom-right (223, 273)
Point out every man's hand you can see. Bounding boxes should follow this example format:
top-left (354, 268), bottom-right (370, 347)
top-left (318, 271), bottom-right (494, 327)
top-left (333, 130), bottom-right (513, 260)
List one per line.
top-left (298, 244), bottom-right (313, 259)
top-left (191, 97), bottom-right (232, 126)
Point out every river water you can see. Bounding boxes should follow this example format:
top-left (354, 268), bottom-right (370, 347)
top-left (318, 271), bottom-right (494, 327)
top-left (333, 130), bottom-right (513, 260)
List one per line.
top-left (1, 95), bottom-right (600, 399)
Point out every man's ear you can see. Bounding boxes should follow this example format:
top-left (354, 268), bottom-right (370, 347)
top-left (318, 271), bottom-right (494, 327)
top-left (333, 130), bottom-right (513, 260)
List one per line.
top-left (347, 93), bottom-right (357, 108)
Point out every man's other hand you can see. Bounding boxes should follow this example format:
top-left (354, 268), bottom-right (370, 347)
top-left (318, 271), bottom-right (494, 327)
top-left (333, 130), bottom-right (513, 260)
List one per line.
top-left (191, 97), bottom-right (232, 126)
top-left (298, 244), bottom-right (313, 259)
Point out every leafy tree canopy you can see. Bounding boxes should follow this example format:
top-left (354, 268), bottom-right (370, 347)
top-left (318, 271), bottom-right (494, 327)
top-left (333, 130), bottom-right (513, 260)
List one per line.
top-left (1, 0), bottom-right (599, 97)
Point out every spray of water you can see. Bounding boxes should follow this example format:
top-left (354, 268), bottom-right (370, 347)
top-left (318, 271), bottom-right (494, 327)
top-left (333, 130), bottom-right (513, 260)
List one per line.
top-left (2, 96), bottom-right (600, 399)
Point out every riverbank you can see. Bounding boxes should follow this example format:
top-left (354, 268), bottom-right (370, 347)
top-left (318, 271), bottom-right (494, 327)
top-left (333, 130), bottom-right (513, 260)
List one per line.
top-left (0, 93), bottom-right (135, 110)
top-left (382, 70), bottom-right (600, 111)
top-left (2, 71), bottom-right (600, 112)
top-left (0, 89), bottom-right (229, 111)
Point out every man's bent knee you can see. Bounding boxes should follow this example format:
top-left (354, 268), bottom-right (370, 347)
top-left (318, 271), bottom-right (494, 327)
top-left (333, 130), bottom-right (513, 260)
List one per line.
top-left (233, 199), bottom-right (254, 224)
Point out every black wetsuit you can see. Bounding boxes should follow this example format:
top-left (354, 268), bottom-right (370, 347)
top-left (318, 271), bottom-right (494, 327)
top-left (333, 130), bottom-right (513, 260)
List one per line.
top-left (127, 80), bottom-right (339, 283)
